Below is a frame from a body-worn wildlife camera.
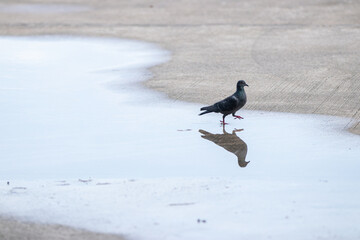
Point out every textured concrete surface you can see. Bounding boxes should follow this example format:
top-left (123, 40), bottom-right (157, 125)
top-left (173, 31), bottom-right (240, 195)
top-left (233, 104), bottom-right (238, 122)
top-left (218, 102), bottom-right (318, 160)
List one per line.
top-left (0, 217), bottom-right (125, 240)
top-left (0, 0), bottom-right (359, 238)
top-left (1, 0), bottom-right (359, 134)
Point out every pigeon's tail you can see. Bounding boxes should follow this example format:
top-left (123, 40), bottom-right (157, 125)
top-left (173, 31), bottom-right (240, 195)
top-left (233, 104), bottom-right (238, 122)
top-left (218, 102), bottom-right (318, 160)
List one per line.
top-left (199, 105), bottom-right (217, 116)
top-left (199, 110), bottom-right (211, 116)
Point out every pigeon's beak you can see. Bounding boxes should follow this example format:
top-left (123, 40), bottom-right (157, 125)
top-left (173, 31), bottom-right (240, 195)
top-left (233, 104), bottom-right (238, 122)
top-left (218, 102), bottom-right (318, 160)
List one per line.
top-left (245, 83), bottom-right (249, 87)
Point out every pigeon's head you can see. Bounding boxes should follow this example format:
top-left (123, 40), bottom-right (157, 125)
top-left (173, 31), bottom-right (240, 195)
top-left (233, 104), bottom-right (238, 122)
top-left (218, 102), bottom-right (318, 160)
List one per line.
top-left (237, 80), bottom-right (249, 89)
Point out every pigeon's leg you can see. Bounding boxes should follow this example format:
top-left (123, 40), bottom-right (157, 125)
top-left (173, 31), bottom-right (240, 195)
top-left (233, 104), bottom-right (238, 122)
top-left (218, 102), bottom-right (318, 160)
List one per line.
top-left (232, 113), bottom-right (244, 119)
top-left (220, 115), bottom-right (228, 125)
top-left (220, 120), bottom-right (228, 125)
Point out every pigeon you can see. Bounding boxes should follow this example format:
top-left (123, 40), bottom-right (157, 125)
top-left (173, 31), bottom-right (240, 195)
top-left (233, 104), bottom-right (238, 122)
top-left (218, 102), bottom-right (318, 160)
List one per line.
top-left (199, 80), bottom-right (248, 124)
top-left (199, 128), bottom-right (249, 168)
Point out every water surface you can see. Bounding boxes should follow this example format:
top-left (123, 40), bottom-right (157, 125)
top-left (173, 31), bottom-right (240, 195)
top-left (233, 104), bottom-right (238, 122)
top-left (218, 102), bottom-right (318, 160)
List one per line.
top-left (0, 36), bottom-right (360, 240)
top-left (0, 36), bottom-right (359, 181)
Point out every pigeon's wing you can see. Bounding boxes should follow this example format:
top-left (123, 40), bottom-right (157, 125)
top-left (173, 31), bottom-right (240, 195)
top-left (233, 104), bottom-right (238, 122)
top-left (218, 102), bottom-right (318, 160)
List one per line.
top-left (215, 95), bottom-right (239, 113)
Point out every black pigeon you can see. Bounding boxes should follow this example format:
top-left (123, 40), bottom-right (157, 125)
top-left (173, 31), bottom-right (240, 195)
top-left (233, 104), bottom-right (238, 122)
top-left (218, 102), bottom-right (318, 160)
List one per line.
top-left (199, 80), bottom-right (248, 124)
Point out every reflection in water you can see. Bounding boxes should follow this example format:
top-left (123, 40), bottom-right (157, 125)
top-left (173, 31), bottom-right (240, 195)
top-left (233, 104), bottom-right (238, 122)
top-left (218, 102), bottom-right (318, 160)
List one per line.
top-left (199, 127), bottom-right (249, 168)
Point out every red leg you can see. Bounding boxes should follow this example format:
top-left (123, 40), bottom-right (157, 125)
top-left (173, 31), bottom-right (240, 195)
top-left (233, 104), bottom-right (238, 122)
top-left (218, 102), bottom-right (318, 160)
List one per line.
top-left (233, 114), bottom-right (243, 120)
top-left (220, 120), bottom-right (228, 125)
top-left (220, 115), bottom-right (228, 125)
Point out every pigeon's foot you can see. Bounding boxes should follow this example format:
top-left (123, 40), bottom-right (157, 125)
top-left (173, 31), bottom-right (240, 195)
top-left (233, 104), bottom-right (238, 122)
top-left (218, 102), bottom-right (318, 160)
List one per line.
top-left (233, 115), bottom-right (244, 120)
top-left (220, 120), bottom-right (228, 125)
top-left (233, 128), bottom-right (244, 132)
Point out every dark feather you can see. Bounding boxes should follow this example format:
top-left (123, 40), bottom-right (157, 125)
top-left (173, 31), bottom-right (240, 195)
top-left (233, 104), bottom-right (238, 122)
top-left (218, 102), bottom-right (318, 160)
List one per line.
top-left (199, 80), bottom-right (248, 122)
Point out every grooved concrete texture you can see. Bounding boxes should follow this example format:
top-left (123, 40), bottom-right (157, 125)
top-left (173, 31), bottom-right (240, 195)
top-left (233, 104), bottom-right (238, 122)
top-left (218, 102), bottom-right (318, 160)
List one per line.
top-left (0, 217), bottom-right (125, 240)
top-left (1, 0), bottom-right (359, 133)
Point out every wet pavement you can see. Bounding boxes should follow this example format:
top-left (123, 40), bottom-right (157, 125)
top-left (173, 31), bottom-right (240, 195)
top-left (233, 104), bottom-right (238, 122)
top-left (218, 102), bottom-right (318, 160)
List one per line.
top-left (0, 36), bottom-right (360, 240)
top-left (1, 36), bottom-right (360, 181)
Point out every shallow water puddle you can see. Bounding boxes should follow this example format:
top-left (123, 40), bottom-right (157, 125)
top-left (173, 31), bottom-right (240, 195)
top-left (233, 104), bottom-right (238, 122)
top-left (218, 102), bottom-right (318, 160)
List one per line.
top-left (0, 37), bottom-right (360, 240)
top-left (0, 36), bottom-right (359, 181)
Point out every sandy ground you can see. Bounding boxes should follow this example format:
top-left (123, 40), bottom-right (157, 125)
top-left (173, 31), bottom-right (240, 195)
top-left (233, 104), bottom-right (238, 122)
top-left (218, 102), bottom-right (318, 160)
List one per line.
top-left (1, 0), bottom-right (359, 134)
top-left (0, 0), bottom-right (360, 238)
top-left (0, 216), bottom-right (125, 240)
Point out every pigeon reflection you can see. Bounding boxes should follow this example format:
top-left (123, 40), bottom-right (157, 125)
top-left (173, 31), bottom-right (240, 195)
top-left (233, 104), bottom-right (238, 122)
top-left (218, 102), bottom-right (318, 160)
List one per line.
top-left (199, 127), bottom-right (249, 168)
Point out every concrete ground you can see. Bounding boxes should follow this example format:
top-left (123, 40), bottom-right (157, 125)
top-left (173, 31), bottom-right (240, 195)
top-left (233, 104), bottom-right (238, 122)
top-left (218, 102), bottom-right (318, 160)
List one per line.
top-left (0, 216), bottom-right (125, 240)
top-left (0, 0), bottom-right (359, 134)
top-left (0, 0), bottom-right (359, 238)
